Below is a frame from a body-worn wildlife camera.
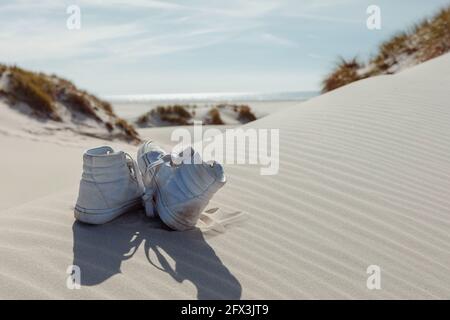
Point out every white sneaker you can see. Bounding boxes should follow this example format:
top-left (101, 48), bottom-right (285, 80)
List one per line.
top-left (137, 141), bottom-right (226, 231)
top-left (74, 146), bottom-right (144, 224)
top-left (136, 140), bottom-right (169, 218)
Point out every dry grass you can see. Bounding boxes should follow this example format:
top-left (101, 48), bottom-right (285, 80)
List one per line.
top-left (322, 6), bottom-right (450, 93)
top-left (237, 105), bottom-right (257, 123)
top-left (154, 105), bottom-right (192, 118)
top-left (7, 66), bottom-right (61, 121)
top-left (61, 91), bottom-right (102, 121)
top-left (206, 108), bottom-right (224, 125)
top-left (372, 32), bottom-right (415, 71)
top-left (322, 57), bottom-right (364, 93)
top-left (3, 65), bottom-right (115, 123)
top-left (105, 121), bottom-right (114, 132)
top-left (0, 64), bottom-right (8, 96)
top-left (136, 103), bottom-right (256, 126)
top-left (216, 103), bottom-right (257, 123)
top-left (138, 105), bottom-right (193, 126)
top-left (413, 7), bottom-right (450, 61)
top-left (115, 118), bottom-right (141, 143)
top-left (0, 64), bottom-right (140, 143)
top-left (136, 113), bottom-right (150, 125)
top-left (54, 77), bottom-right (114, 118)
top-left (155, 105), bottom-right (193, 125)
top-left (87, 93), bottom-right (114, 116)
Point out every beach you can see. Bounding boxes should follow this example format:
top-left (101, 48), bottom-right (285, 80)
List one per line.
top-left (1, 52), bottom-right (449, 299)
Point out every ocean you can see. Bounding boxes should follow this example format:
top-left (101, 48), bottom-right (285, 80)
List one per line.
top-left (105, 91), bottom-right (318, 121)
top-left (104, 91), bottom-right (318, 103)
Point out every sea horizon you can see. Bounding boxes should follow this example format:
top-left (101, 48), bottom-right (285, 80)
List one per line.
top-left (103, 90), bottom-right (319, 103)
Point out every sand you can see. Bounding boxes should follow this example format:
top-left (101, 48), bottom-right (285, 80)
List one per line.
top-left (0, 53), bottom-right (449, 299)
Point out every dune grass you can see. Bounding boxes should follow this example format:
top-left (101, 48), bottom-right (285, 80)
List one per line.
top-left (237, 105), bottom-right (257, 123)
top-left (137, 103), bottom-right (257, 126)
top-left (138, 105), bottom-right (193, 126)
top-left (322, 57), bottom-right (366, 93)
top-left (6, 66), bottom-right (61, 121)
top-left (322, 6), bottom-right (450, 93)
top-left (206, 107), bottom-right (224, 125)
top-left (115, 118), bottom-right (140, 142)
top-left (0, 64), bottom-right (140, 142)
top-left (61, 91), bottom-right (102, 121)
top-left (413, 7), bottom-right (450, 61)
top-left (3, 65), bottom-right (118, 123)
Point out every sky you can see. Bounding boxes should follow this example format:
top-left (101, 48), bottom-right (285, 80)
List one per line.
top-left (0, 0), bottom-right (448, 95)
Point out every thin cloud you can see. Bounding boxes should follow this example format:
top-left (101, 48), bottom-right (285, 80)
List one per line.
top-left (308, 53), bottom-right (326, 59)
top-left (285, 12), bottom-right (361, 24)
top-left (80, 0), bottom-right (185, 10)
top-left (0, 21), bottom-right (145, 62)
top-left (0, 0), bottom-right (280, 63)
top-left (261, 33), bottom-right (298, 47)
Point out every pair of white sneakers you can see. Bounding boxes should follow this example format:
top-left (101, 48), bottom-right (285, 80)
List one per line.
top-left (74, 141), bottom-right (227, 231)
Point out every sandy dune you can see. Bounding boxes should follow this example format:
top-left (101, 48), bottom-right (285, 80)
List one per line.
top-left (0, 53), bottom-right (449, 299)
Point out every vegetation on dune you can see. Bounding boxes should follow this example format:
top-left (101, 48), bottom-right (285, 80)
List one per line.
top-left (0, 64), bottom-right (140, 143)
top-left (137, 104), bottom-right (193, 126)
top-left (52, 76), bottom-right (114, 118)
top-left (322, 57), bottom-right (367, 93)
top-left (205, 107), bottom-right (224, 125)
top-left (5, 66), bottom-right (61, 121)
top-left (322, 6), bottom-right (450, 93)
top-left (236, 105), bottom-right (257, 123)
top-left (372, 32), bottom-right (415, 72)
top-left (217, 103), bottom-right (257, 123)
top-left (115, 118), bottom-right (140, 142)
top-left (136, 114), bottom-right (149, 125)
top-left (158, 105), bottom-right (192, 119)
top-left (60, 90), bottom-right (102, 122)
top-left (105, 121), bottom-right (114, 132)
top-left (136, 103), bottom-right (257, 127)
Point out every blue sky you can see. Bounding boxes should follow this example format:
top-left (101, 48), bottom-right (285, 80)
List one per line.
top-left (1, 0), bottom-right (448, 95)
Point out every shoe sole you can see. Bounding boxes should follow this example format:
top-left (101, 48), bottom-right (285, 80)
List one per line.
top-left (74, 198), bottom-right (142, 225)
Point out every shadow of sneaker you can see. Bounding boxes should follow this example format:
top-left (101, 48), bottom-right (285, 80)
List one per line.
top-left (71, 210), bottom-right (241, 299)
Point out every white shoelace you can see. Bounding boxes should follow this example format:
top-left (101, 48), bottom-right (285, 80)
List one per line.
top-left (197, 209), bottom-right (247, 233)
top-left (125, 153), bottom-right (145, 193)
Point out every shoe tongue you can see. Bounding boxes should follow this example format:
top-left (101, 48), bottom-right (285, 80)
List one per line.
top-left (146, 150), bottom-right (165, 164)
top-left (172, 147), bottom-right (202, 165)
